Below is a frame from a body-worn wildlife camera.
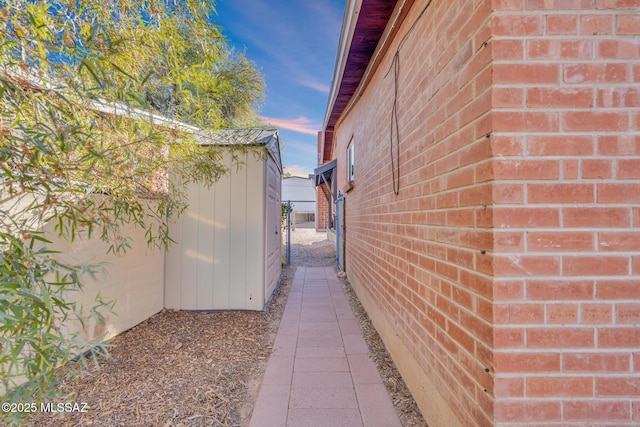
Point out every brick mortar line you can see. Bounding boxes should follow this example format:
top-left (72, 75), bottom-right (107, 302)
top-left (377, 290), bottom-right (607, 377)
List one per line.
top-left (429, 208), bottom-right (635, 213)
top-left (494, 348), bottom-right (639, 353)
top-left (360, 241), bottom-right (637, 256)
top-left (492, 11), bottom-right (639, 15)
top-left (380, 228), bottom-right (636, 232)
top-left (494, 250), bottom-right (638, 255)
top-left (506, 183), bottom-right (636, 190)
top-left (492, 108), bottom-right (640, 112)
top-left (494, 326), bottom-right (640, 329)
top-left (493, 155), bottom-right (640, 157)
top-left (494, 300), bottom-right (640, 304)
top-left (493, 397), bottom-right (640, 402)
top-left (496, 373), bottom-right (640, 376)
top-left (491, 36), bottom-right (640, 41)
top-left (492, 58), bottom-right (640, 62)
top-left (355, 237), bottom-right (638, 254)
top-left (494, 325), bottom-right (640, 329)
top-left (354, 252), bottom-right (495, 288)
top-left (492, 203), bottom-right (640, 207)
top-left (493, 274), bottom-right (636, 279)
top-left (360, 222), bottom-right (640, 226)
top-left (492, 85), bottom-right (640, 88)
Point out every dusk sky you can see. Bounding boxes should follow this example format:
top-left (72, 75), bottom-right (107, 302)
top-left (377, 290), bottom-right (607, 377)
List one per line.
top-left (214, 0), bottom-right (346, 177)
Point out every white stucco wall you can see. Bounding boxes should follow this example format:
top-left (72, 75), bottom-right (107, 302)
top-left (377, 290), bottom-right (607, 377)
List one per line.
top-left (43, 219), bottom-right (165, 343)
top-left (282, 176), bottom-right (315, 213)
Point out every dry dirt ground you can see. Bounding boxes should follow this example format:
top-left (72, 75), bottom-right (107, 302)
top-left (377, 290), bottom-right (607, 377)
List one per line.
top-left (22, 229), bottom-right (426, 427)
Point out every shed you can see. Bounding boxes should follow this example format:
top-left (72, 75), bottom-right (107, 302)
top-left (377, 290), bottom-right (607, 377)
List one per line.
top-left (164, 129), bottom-right (282, 311)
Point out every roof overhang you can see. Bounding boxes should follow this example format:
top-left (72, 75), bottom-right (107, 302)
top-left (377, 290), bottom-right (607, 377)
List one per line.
top-left (321, 0), bottom-right (415, 163)
top-left (314, 159), bottom-right (337, 187)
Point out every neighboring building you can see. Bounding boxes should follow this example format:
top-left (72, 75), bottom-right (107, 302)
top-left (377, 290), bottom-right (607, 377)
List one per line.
top-left (282, 175), bottom-right (316, 228)
top-left (317, 1), bottom-right (640, 426)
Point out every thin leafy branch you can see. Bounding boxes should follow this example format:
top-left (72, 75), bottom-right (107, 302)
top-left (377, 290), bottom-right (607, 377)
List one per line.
top-left (0, 1), bottom-right (266, 423)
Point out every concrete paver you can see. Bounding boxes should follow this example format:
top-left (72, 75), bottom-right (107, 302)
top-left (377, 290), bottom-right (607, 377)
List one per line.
top-left (250, 267), bottom-right (402, 427)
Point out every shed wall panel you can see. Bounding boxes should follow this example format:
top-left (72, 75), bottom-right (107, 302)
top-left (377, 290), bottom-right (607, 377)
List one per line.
top-left (164, 148), bottom-right (280, 311)
top-left (213, 158), bottom-right (232, 308)
top-left (164, 200), bottom-right (183, 308)
top-left (245, 153), bottom-right (267, 310)
top-left (179, 182), bottom-right (199, 309)
top-left (229, 154), bottom-right (249, 309)
top-left (196, 181), bottom-right (215, 309)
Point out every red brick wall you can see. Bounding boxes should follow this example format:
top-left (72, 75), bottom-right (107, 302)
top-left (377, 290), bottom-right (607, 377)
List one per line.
top-left (329, 0), bottom-right (639, 425)
top-left (333, 1), bottom-right (495, 425)
top-left (316, 132), bottom-right (331, 231)
top-left (316, 185), bottom-right (330, 230)
top-left (492, 2), bottom-right (640, 425)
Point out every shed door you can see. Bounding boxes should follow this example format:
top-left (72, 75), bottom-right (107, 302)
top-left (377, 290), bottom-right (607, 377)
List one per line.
top-left (265, 158), bottom-right (282, 300)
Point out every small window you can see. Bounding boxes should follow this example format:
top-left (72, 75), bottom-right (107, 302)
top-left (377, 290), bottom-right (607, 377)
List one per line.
top-left (347, 139), bottom-right (354, 182)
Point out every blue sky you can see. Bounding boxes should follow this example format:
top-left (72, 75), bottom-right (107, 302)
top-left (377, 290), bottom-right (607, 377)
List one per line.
top-left (214, 0), bottom-right (346, 177)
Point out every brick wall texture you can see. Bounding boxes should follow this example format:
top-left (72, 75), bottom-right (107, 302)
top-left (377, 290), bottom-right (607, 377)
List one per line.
top-left (316, 185), bottom-right (330, 230)
top-left (316, 131), bottom-right (331, 230)
top-left (328, 0), bottom-right (640, 425)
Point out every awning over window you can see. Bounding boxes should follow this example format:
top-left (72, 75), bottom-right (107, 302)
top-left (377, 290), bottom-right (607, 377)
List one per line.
top-left (314, 159), bottom-right (337, 187)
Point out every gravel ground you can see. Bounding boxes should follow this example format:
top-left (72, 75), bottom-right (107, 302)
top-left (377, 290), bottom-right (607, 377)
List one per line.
top-left (20, 228), bottom-right (426, 427)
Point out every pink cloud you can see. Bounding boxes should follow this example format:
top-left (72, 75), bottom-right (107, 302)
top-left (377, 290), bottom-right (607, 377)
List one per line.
top-left (299, 79), bottom-right (330, 94)
top-left (261, 116), bottom-right (319, 136)
top-left (284, 165), bottom-right (313, 177)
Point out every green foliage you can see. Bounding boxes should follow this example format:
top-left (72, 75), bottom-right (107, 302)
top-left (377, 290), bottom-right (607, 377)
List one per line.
top-left (0, 1), bottom-right (265, 422)
top-left (0, 231), bottom-right (112, 425)
top-left (281, 201), bottom-right (293, 231)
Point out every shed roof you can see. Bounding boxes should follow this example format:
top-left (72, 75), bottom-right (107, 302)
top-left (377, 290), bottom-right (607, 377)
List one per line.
top-left (196, 128), bottom-right (282, 174)
top-left (197, 128), bottom-right (278, 147)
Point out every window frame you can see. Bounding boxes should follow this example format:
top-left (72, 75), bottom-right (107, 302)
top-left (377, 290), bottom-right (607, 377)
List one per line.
top-left (347, 138), bottom-right (354, 183)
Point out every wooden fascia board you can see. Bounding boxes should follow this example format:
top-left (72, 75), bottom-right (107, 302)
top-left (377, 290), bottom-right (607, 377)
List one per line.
top-left (321, 0), bottom-right (415, 164)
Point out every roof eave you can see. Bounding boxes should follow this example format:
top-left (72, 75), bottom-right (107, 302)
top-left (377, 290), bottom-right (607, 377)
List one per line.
top-left (322, 0), bottom-right (363, 134)
top-left (320, 0), bottom-right (400, 164)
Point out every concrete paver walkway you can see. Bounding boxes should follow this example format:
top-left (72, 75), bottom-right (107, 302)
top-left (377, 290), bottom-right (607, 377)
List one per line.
top-left (249, 267), bottom-right (402, 427)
